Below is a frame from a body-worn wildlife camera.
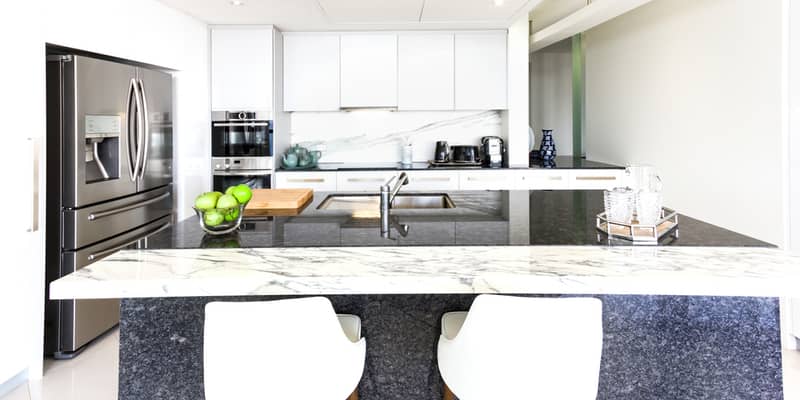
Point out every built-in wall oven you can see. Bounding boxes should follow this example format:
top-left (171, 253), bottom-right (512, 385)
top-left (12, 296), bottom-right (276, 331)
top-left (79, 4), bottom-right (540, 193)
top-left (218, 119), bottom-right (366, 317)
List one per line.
top-left (211, 111), bottom-right (273, 192)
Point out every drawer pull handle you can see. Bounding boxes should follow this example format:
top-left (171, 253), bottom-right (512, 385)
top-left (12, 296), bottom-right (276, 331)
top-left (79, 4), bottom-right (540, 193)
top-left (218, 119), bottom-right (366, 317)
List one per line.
top-left (575, 176), bottom-right (617, 181)
top-left (347, 178), bottom-right (386, 183)
top-left (288, 178), bottom-right (324, 183)
top-left (547, 176), bottom-right (563, 181)
top-left (415, 177), bottom-right (450, 182)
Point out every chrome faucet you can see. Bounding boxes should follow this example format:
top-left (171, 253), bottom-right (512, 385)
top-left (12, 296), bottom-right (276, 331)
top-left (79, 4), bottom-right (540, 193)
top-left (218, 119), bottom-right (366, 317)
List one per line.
top-left (380, 172), bottom-right (409, 237)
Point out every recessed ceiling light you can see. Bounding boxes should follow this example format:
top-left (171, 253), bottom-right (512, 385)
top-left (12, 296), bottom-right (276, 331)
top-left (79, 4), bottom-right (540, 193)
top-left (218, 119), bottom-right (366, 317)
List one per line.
top-left (229, 0), bottom-right (244, 6)
top-left (493, 0), bottom-right (505, 6)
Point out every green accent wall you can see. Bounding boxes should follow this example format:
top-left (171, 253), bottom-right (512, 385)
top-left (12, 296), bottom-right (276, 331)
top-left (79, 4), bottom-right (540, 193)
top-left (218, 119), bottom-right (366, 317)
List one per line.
top-left (571, 34), bottom-right (585, 157)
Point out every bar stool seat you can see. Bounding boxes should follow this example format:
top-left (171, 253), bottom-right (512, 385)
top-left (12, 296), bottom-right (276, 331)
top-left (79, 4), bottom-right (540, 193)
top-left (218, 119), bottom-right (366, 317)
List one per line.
top-left (204, 297), bottom-right (366, 400)
top-left (336, 314), bottom-right (362, 343)
top-left (438, 295), bottom-right (603, 400)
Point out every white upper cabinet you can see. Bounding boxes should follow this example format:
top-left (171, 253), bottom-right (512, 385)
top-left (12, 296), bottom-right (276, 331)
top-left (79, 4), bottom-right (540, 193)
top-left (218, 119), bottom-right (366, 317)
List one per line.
top-left (398, 33), bottom-right (455, 110)
top-left (211, 27), bottom-right (273, 111)
top-left (283, 34), bottom-right (340, 111)
top-left (454, 32), bottom-right (508, 110)
top-left (340, 34), bottom-right (398, 108)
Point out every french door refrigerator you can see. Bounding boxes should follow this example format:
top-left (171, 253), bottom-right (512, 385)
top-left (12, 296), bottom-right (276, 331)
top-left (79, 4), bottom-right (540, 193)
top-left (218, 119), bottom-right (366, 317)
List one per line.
top-left (45, 51), bottom-right (173, 357)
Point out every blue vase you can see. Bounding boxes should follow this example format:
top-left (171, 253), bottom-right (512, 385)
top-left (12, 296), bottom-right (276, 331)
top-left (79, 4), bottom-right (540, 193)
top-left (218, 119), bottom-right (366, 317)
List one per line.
top-left (538, 129), bottom-right (556, 162)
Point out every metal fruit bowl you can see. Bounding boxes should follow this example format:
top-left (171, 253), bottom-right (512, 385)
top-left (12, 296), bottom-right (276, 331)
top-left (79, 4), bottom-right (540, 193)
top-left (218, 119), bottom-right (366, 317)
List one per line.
top-left (193, 202), bottom-right (248, 235)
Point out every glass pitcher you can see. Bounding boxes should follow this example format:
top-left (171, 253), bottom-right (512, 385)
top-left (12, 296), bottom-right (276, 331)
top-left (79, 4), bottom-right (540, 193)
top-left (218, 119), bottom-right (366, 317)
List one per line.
top-left (626, 164), bottom-right (662, 192)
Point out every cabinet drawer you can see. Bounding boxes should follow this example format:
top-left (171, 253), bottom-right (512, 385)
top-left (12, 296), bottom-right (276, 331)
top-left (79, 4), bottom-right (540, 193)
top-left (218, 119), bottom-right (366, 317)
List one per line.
top-left (404, 171), bottom-right (460, 191)
top-left (519, 170), bottom-right (570, 190)
top-left (275, 172), bottom-right (337, 191)
top-left (459, 170), bottom-right (517, 190)
top-left (336, 171), bottom-right (399, 192)
top-left (569, 170), bottom-right (624, 190)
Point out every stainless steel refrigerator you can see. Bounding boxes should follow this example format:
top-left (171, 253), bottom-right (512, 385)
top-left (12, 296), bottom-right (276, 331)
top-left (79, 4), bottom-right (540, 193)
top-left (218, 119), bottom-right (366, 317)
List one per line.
top-left (45, 49), bottom-right (173, 358)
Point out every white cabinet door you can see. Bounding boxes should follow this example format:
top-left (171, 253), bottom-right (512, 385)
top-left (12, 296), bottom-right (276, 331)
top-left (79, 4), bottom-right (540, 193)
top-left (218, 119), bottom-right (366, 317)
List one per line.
top-left (211, 27), bottom-right (273, 111)
top-left (569, 170), bottom-right (625, 190)
top-left (275, 172), bottom-right (337, 191)
top-left (340, 34), bottom-right (398, 108)
top-left (398, 33), bottom-right (455, 110)
top-left (337, 171), bottom-right (399, 192)
top-left (283, 34), bottom-right (340, 111)
top-left (454, 32), bottom-right (507, 110)
top-left (404, 171), bottom-right (460, 191)
top-left (519, 170), bottom-right (570, 190)
top-left (459, 170), bottom-right (517, 190)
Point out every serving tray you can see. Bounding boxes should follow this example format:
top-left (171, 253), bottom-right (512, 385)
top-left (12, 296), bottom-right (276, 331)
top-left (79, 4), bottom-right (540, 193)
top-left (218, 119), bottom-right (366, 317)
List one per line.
top-left (596, 207), bottom-right (679, 244)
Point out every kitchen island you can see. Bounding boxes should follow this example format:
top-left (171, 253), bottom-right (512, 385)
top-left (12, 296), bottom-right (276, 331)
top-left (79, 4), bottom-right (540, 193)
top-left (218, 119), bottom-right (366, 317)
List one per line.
top-left (51, 190), bottom-right (800, 400)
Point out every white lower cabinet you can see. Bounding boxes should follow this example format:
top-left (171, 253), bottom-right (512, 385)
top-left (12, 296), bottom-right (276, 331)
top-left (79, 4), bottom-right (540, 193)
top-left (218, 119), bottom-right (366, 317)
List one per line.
top-left (275, 172), bottom-right (337, 191)
top-left (336, 171), bottom-right (399, 192)
top-left (518, 170), bottom-right (570, 190)
top-left (404, 171), bottom-right (460, 191)
top-left (458, 170), bottom-right (518, 190)
top-left (568, 170), bottom-right (625, 190)
top-left (275, 169), bottom-right (624, 192)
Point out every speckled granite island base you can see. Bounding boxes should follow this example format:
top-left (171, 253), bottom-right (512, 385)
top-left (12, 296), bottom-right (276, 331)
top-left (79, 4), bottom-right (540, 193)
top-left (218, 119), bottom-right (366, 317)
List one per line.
top-left (118, 294), bottom-right (782, 400)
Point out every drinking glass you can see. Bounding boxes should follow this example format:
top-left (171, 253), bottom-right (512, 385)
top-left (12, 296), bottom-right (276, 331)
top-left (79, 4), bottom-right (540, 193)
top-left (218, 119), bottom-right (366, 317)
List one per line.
top-left (636, 191), bottom-right (663, 225)
top-left (604, 188), bottom-right (635, 224)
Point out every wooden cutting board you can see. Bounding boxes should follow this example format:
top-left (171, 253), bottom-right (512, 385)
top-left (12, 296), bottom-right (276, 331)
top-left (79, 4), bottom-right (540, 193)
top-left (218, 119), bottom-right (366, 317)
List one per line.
top-left (244, 189), bottom-right (313, 217)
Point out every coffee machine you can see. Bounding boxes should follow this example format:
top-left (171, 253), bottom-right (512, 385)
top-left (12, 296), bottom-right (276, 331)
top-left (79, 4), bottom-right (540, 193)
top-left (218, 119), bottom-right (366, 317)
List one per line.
top-left (481, 136), bottom-right (505, 168)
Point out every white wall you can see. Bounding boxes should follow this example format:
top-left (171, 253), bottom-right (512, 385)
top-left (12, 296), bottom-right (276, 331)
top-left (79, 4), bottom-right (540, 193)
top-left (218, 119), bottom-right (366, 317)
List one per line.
top-left (529, 0), bottom-right (587, 32)
top-left (790, 0), bottom-right (800, 253)
top-left (0, 0), bottom-right (210, 385)
top-left (583, 0), bottom-right (785, 245)
top-left (290, 111), bottom-right (502, 163)
top-left (530, 39), bottom-right (574, 156)
top-left (507, 17), bottom-right (531, 167)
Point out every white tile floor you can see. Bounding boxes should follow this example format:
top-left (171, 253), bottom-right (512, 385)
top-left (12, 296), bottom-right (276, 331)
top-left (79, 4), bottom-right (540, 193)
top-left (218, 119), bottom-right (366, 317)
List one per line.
top-left (2, 329), bottom-right (800, 400)
top-left (2, 329), bottom-right (118, 400)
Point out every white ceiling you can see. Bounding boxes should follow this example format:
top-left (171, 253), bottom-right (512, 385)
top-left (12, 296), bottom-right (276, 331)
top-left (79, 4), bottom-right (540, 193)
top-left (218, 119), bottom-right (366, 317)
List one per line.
top-left (156, 0), bottom-right (539, 31)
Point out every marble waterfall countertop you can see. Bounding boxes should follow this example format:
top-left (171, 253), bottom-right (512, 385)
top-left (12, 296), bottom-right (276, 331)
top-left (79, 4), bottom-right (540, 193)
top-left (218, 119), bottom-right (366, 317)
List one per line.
top-left (49, 190), bottom-right (800, 299)
top-left (50, 246), bottom-right (800, 299)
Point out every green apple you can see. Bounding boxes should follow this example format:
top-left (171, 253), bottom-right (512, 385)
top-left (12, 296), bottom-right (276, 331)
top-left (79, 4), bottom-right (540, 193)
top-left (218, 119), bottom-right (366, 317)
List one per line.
top-left (216, 194), bottom-right (239, 210)
top-left (231, 184), bottom-right (253, 204)
top-left (224, 207), bottom-right (240, 222)
top-left (203, 210), bottom-right (224, 227)
top-left (194, 192), bottom-right (221, 211)
top-left (225, 186), bottom-right (236, 195)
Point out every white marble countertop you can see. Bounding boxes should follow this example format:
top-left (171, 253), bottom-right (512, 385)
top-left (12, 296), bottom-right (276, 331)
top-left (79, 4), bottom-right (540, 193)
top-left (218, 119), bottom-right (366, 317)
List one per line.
top-left (49, 246), bottom-right (800, 299)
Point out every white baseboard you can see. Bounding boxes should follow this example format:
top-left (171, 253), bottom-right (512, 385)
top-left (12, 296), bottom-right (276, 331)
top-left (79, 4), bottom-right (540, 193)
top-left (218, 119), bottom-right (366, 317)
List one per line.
top-left (0, 370), bottom-right (27, 399)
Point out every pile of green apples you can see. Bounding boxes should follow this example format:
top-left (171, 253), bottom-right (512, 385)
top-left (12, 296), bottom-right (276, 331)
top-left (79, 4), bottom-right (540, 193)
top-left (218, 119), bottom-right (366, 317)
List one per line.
top-left (194, 184), bottom-right (253, 227)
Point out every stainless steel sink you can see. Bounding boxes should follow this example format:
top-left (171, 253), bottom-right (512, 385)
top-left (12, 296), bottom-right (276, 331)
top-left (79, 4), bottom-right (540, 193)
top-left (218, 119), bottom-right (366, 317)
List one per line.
top-left (317, 193), bottom-right (455, 211)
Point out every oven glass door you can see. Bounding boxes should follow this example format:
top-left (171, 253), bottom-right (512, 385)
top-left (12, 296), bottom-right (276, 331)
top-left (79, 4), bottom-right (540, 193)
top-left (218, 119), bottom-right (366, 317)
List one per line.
top-left (212, 121), bottom-right (273, 157)
top-left (213, 172), bottom-right (271, 192)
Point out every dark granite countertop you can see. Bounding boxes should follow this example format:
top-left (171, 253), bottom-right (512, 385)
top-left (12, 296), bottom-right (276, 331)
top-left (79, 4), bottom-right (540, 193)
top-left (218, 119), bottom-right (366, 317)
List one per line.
top-left (277, 157), bottom-right (624, 172)
top-left (147, 190), bottom-right (770, 250)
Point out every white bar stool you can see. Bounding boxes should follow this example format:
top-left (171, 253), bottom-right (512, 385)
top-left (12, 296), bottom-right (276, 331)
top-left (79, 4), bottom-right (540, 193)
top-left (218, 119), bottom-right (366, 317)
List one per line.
top-left (437, 295), bottom-right (603, 400)
top-left (204, 297), bottom-right (366, 400)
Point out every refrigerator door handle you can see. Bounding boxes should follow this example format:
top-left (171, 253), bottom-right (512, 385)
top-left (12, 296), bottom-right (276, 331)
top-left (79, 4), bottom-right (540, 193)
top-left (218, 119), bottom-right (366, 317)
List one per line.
top-left (86, 221), bottom-right (171, 262)
top-left (137, 79), bottom-right (150, 178)
top-left (131, 79), bottom-right (145, 181)
top-left (125, 78), bottom-right (138, 181)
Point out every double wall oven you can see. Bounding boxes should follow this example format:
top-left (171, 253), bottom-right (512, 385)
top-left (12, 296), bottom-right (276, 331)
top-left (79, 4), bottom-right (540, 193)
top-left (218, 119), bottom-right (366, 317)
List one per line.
top-left (212, 111), bottom-right (273, 192)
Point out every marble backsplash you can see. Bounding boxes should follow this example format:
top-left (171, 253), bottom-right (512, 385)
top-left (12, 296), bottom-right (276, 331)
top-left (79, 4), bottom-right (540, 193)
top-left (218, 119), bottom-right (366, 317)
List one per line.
top-left (289, 111), bottom-right (503, 163)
